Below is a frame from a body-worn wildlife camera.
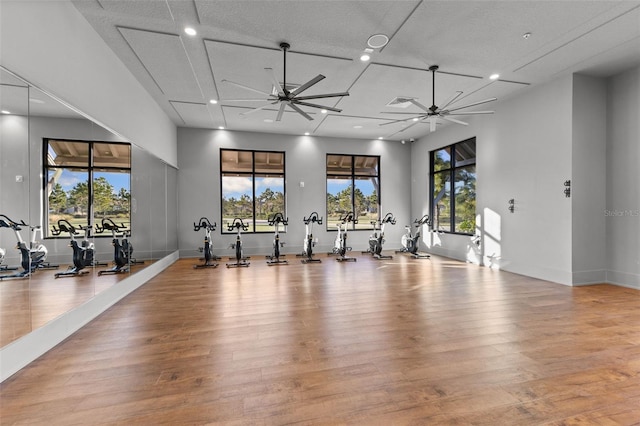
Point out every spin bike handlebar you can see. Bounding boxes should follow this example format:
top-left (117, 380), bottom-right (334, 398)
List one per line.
top-left (227, 218), bottom-right (249, 232)
top-left (268, 213), bottom-right (288, 226)
top-left (95, 218), bottom-right (130, 236)
top-left (0, 214), bottom-right (28, 231)
top-left (381, 212), bottom-right (396, 225)
top-left (194, 217), bottom-right (216, 232)
top-left (414, 214), bottom-right (431, 227)
top-left (303, 212), bottom-right (323, 225)
top-left (339, 212), bottom-right (358, 224)
top-left (51, 219), bottom-right (78, 236)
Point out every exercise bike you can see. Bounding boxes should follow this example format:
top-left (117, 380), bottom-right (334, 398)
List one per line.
top-left (96, 218), bottom-right (142, 275)
top-left (193, 217), bottom-right (219, 269)
top-left (396, 214), bottom-right (431, 259)
top-left (226, 218), bottom-right (250, 268)
top-left (362, 212), bottom-right (396, 260)
top-left (51, 219), bottom-right (95, 278)
top-left (0, 214), bottom-right (57, 280)
top-left (298, 211), bottom-right (322, 264)
top-left (266, 213), bottom-right (288, 265)
top-left (332, 212), bottom-right (357, 262)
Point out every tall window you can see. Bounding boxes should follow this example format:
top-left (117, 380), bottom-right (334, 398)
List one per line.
top-left (220, 149), bottom-right (285, 233)
top-left (326, 154), bottom-right (379, 230)
top-left (44, 139), bottom-right (131, 236)
top-left (430, 137), bottom-right (476, 234)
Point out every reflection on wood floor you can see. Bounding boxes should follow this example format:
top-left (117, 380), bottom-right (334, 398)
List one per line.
top-left (0, 261), bottom-right (151, 347)
top-left (1, 252), bottom-right (640, 424)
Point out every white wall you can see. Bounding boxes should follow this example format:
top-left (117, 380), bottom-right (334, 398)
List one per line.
top-left (177, 128), bottom-right (412, 259)
top-left (571, 74), bottom-right (607, 285)
top-left (0, 0), bottom-right (177, 166)
top-left (606, 67), bottom-right (640, 289)
top-left (411, 75), bottom-right (575, 285)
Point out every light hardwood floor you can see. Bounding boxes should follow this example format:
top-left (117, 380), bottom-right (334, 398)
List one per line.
top-left (1, 253), bottom-right (639, 425)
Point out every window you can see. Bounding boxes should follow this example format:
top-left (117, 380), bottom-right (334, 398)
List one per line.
top-left (326, 154), bottom-right (379, 230)
top-left (430, 138), bottom-right (476, 234)
top-left (44, 139), bottom-right (131, 236)
top-left (220, 149), bottom-right (285, 233)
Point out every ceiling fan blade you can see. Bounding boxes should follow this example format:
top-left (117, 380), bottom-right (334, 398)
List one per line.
top-left (430, 117), bottom-right (437, 132)
top-left (290, 74), bottom-right (325, 96)
top-left (275, 102), bottom-right (286, 121)
top-left (447, 97), bottom-right (497, 113)
top-left (439, 91), bottom-right (463, 110)
top-left (379, 111), bottom-right (425, 115)
top-left (239, 103), bottom-right (275, 117)
top-left (448, 111), bottom-right (494, 115)
top-left (265, 68), bottom-right (285, 96)
top-left (294, 100), bottom-right (341, 113)
top-left (288, 102), bottom-right (314, 121)
top-left (441, 116), bottom-right (468, 126)
top-left (293, 92), bottom-right (350, 101)
top-left (407, 98), bottom-right (431, 113)
top-left (222, 79), bottom-right (272, 97)
top-left (220, 98), bottom-right (271, 102)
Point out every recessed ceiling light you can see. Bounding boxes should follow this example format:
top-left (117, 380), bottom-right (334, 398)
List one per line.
top-left (1, 110), bottom-right (10, 114)
top-left (304, 132), bottom-right (310, 136)
top-left (412, 117), bottom-right (419, 121)
top-left (209, 99), bottom-right (218, 104)
top-left (353, 125), bottom-right (363, 129)
top-left (320, 109), bottom-right (327, 114)
top-left (264, 119), bottom-right (273, 123)
top-left (489, 73), bottom-right (500, 80)
top-left (378, 137), bottom-right (383, 140)
top-left (401, 140), bottom-right (406, 144)
top-left (218, 126), bottom-right (224, 130)
top-left (360, 53), bottom-right (371, 62)
top-left (367, 34), bottom-right (389, 49)
top-left (185, 27), bottom-right (197, 36)
top-left (29, 98), bottom-right (45, 104)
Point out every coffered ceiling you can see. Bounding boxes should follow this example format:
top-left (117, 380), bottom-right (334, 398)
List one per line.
top-left (70, 0), bottom-right (640, 141)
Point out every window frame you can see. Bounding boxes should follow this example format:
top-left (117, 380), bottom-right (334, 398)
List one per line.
top-left (429, 137), bottom-right (476, 235)
top-left (326, 154), bottom-right (380, 231)
top-left (42, 138), bottom-right (132, 239)
top-left (220, 148), bottom-right (286, 234)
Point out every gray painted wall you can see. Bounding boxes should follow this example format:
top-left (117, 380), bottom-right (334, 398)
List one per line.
top-left (177, 128), bottom-right (412, 260)
top-left (606, 67), bottom-right (640, 288)
top-left (571, 74), bottom-right (607, 285)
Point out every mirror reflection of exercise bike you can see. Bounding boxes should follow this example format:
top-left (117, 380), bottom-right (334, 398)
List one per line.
top-left (266, 213), bottom-right (288, 266)
top-left (96, 218), bottom-right (142, 276)
top-left (396, 214), bottom-right (431, 259)
top-left (0, 214), bottom-right (58, 280)
top-left (332, 212), bottom-right (357, 262)
top-left (51, 219), bottom-right (95, 278)
top-left (298, 211), bottom-right (322, 264)
top-left (226, 218), bottom-right (250, 268)
top-left (362, 212), bottom-right (396, 260)
top-left (193, 217), bottom-right (219, 269)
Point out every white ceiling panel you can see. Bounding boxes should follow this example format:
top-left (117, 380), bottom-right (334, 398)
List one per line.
top-left (195, 0), bottom-right (419, 58)
top-left (119, 27), bottom-right (203, 101)
top-left (170, 101), bottom-right (216, 129)
top-left (97, 0), bottom-right (173, 21)
top-left (222, 105), bottom-right (318, 136)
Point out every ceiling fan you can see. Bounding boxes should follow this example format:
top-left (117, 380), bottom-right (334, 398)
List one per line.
top-left (380, 65), bottom-right (497, 133)
top-left (221, 42), bottom-right (349, 121)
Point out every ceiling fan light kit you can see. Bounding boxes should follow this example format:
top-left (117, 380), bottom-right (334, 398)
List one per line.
top-left (380, 64), bottom-right (497, 133)
top-left (222, 41), bottom-right (350, 122)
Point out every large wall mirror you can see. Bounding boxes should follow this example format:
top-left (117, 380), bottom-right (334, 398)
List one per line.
top-left (0, 67), bottom-right (178, 348)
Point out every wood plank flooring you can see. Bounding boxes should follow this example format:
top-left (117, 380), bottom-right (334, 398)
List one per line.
top-left (1, 253), bottom-right (640, 425)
